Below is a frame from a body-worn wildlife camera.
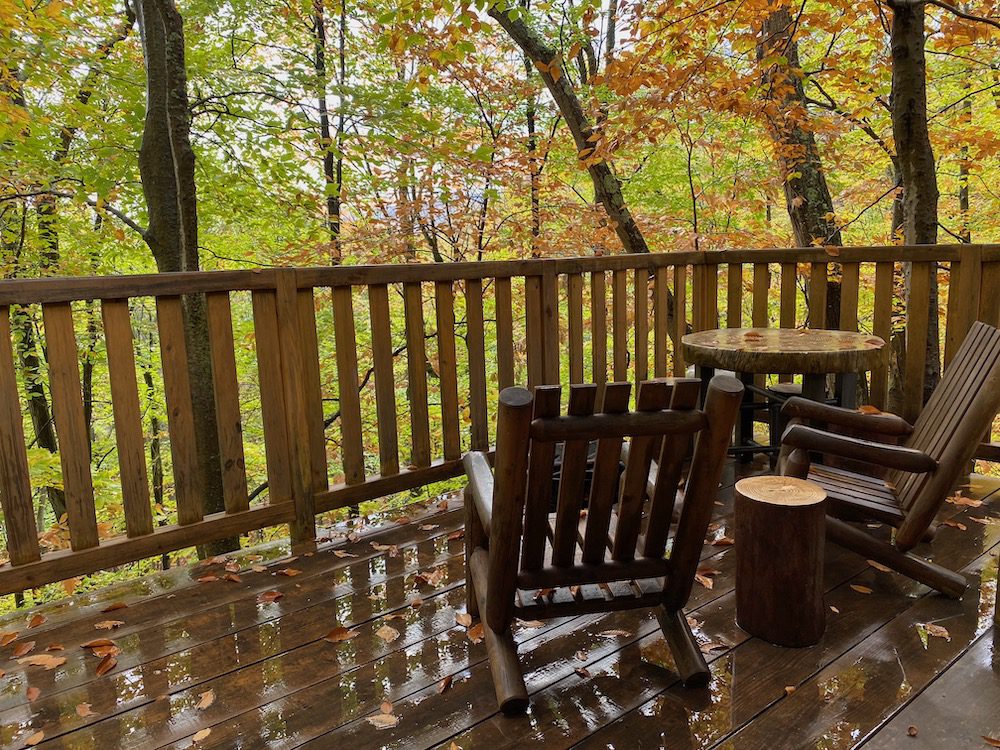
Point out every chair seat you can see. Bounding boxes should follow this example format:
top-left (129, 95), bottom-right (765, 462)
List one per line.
top-left (806, 463), bottom-right (905, 527)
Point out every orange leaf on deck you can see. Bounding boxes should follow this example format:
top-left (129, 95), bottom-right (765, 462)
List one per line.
top-left (367, 713), bottom-right (399, 730)
top-left (323, 627), bottom-right (359, 643)
top-left (27, 614), bottom-right (45, 629)
top-left (455, 612), bottom-right (473, 628)
top-left (867, 560), bottom-right (892, 573)
top-left (12, 641), bottom-right (35, 657)
top-left (467, 623), bottom-right (484, 644)
top-left (850, 584), bottom-right (873, 594)
top-left (223, 573), bottom-right (243, 583)
top-left (437, 675), bottom-right (453, 693)
top-left (101, 602), bottom-right (127, 613)
top-left (278, 567), bottom-right (302, 577)
top-left (197, 575), bottom-right (219, 583)
top-left (982, 736), bottom-right (1000, 748)
top-left (94, 620), bottom-right (124, 630)
top-left (0, 632), bottom-right (18, 647)
top-left (257, 590), bottom-right (283, 604)
top-left (196, 689), bottom-right (215, 710)
top-left (18, 654), bottom-right (66, 670)
top-left (375, 625), bottom-right (400, 643)
top-left (45, 643), bottom-right (63, 652)
top-left (192, 728), bottom-right (212, 743)
top-left (95, 654), bottom-right (117, 677)
top-left (26, 686), bottom-right (40, 702)
top-left (333, 550), bottom-right (357, 558)
top-left (81, 638), bottom-right (116, 649)
top-left (380, 699), bottom-right (393, 714)
top-left (76, 702), bottom-right (97, 718)
top-left (857, 405), bottom-right (882, 415)
top-left (25, 730), bottom-right (44, 746)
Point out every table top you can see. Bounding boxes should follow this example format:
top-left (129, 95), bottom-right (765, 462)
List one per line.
top-left (681, 327), bottom-right (886, 375)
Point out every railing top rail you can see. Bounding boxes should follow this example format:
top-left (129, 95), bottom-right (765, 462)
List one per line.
top-left (0, 244), bottom-right (993, 304)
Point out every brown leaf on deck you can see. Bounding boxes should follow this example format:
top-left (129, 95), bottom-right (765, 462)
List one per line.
top-left (101, 602), bottom-right (128, 613)
top-left (866, 560), bottom-right (892, 573)
top-left (368, 713), bottom-right (399, 730)
top-left (27, 614), bottom-right (45, 629)
top-left (982, 736), bottom-right (1000, 748)
top-left (257, 590), bottom-right (283, 604)
top-left (850, 584), bottom-right (873, 595)
top-left (26, 686), bottom-right (40, 702)
top-left (323, 627), bottom-right (359, 643)
top-left (18, 654), bottom-right (66, 670)
top-left (467, 623), bottom-right (484, 644)
top-left (278, 567), bottom-right (302, 577)
top-left (455, 612), bottom-right (473, 628)
top-left (12, 641), bottom-right (35, 657)
top-left (0, 632), bottom-right (18, 647)
top-left (25, 730), bottom-right (44, 746)
top-left (438, 675), bottom-right (453, 693)
top-left (95, 654), bottom-right (117, 676)
top-left (196, 689), bottom-right (215, 710)
top-left (333, 550), bottom-right (357, 558)
top-left (76, 702), bottom-right (97, 718)
top-left (94, 620), bottom-right (124, 630)
top-left (197, 575), bottom-right (219, 583)
top-left (380, 699), bottom-right (393, 714)
top-left (375, 624), bottom-right (400, 643)
top-left (192, 728), bottom-right (212, 742)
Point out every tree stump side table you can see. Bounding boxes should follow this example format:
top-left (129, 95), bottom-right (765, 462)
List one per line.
top-left (734, 476), bottom-right (827, 647)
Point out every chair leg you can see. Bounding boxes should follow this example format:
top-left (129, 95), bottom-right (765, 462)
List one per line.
top-left (468, 547), bottom-right (528, 714)
top-left (826, 517), bottom-right (968, 599)
top-left (656, 606), bottom-right (710, 688)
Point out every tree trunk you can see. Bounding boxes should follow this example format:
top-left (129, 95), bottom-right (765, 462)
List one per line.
top-left (489, 4), bottom-right (649, 254)
top-left (757, 3), bottom-right (843, 330)
top-left (136, 0), bottom-right (234, 556)
top-left (889, 0), bottom-right (941, 402)
top-left (313, 0), bottom-right (344, 261)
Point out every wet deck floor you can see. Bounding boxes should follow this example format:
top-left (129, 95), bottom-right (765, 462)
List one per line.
top-left (0, 459), bottom-right (997, 749)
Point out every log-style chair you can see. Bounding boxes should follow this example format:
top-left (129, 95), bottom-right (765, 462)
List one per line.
top-left (463, 376), bottom-right (743, 714)
top-left (778, 321), bottom-right (1000, 599)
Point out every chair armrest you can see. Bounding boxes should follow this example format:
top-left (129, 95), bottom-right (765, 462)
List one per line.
top-left (463, 451), bottom-right (495, 534)
top-left (781, 397), bottom-right (913, 437)
top-left (782, 424), bottom-right (937, 474)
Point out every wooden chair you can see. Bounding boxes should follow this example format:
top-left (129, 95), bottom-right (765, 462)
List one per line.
top-left (463, 376), bottom-right (743, 714)
top-left (778, 321), bottom-right (1000, 599)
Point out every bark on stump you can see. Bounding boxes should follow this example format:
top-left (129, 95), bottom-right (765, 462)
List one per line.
top-left (735, 476), bottom-right (827, 647)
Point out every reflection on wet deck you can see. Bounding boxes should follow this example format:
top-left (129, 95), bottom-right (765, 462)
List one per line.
top-left (0, 459), bottom-right (997, 749)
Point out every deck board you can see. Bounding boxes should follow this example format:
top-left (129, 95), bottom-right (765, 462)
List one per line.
top-left (1, 462), bottom-right (997, 750)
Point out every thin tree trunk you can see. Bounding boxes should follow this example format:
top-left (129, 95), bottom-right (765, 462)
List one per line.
top-left (489, 4), bottom-right (649, 254)
top-left (757, 3), bottom-right (843, 330)
top-left (313, 0), bottom-right (343, 260)
top-left (889, 0), bottom-right (941, 402)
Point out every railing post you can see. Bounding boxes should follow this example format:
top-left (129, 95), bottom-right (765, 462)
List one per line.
top-left (275, 269), bottom-right (316, 552)
top-left (945, 245), bottom-right (982, 368)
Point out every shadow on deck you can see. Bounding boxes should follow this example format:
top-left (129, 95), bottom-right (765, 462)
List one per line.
top-left (0, 458), bottom-right (998, 749)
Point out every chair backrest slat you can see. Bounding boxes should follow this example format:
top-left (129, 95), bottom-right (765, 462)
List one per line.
top-left (642, 378), bottom-right (701, 559)
top-left (580, 383), bottom-right (632, 565)
top-left (611, 381), bottom-right (673, 562)
top-left (896, 322), bottom-right (1000, 511)
top-left (520, 386), bottom-right (562, 571)
top-left (551, 385), bottom-right (599, 566)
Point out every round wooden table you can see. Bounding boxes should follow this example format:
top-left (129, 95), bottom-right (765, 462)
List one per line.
top-left (682, 328), bottom-right (887, 455)
top-left (682, 327), bottom-right (886, 404)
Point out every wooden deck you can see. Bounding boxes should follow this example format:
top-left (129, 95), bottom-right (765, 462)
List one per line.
top-left (0, 459), bottom-right (997, 750)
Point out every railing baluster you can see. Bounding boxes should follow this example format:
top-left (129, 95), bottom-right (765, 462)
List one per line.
top-left (612, 269), bottom-right (628, 381)
top-left (0, 306), bottom-right (40, 564)
top-left (727, 263), bottom-right (743, 328)
top-left (495, 277), bottom-right (515, 389)
top-left (525, 275), bottom-right (543, 388)
top-left (332, 285), bottom-right (365, 484)
top-left (367, 283), bottom-right (398, 476)
top-left (297, 288), bottom-right (329, 491)
top-left (871, 261), bottom-right (894, 410)
top-left (808, 263), bottom-right (827, 329)
top-left (752, 263), bottom-right (770, 328)
top-left (542, 269), bottom-right (560, 384)
top-left (673, 265), bottom-right (687, 377)
top-left (634, 268), bottom-right (649, 382)
top-left (251, 289), bottom-right (292, 503)
top-left (102, 299), bottom-right (154, 535)
top-left (404, 282), bottom-right (431, 467)
top-left (903, 261), bottom-right (933, 422)
top-left (567, 273), bottom-right (584, 384)
top-left (653, 266), bottom-right (670, 377)
top-left (465, 279), bottom-right (489, 451)
top-left (154, 296), bottom-right (203, 526)
top-left (591, 271), bottom-right (608, 386)
top-left (435, 281), bottom-right (461, 460)
top-left (839, 262), bottom-right (860, 332)
top-left (205, 292), bottom-right (249, 514)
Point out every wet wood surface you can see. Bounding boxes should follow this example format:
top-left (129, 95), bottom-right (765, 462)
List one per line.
top-left (0, 460), bottom-right (996, 750)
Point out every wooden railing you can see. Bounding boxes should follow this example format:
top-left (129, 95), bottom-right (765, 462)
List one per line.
top-left (0, 244), bottom-right (997, 595)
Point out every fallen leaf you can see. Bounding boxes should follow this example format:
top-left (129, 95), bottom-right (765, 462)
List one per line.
top-left (278, 567), bottom-right (302, 577)
top-left (857, 404), bottom-right (882, 415)
top-left (197, 575), bottom-right (219, 583)
top-left (517, 620), bottom-right (545, 629)
top-left (467, 623), bottom-right (484, 644)
top-left (906, 725), bottom-right (918, 737)
top-left (76, 702), bottom-right (97, 718)
top-left (574, 667), bottom-right (591, 678)
top-left (95, 654), bottom-right (117, 676)
top-left (89, 645), bottom-right (121, 658)
top-left (418, 524), bottom-right (438, 531)
top-left (575, 649), bottom-right (589, 661)
top-left (867, 560), bottom-right (892, 573)
top-left (946, 495), bottom-right (982, 508)
top-left (447, 530), bottom-right (464, 541)
top-left (455, 612), bottom-right (473, 628)
top-left (370, 542), bottom-right (399, 556)
top-left (101, 602), bottom-right (128, 613)
top-left (18, 654), bottom-right (66, 670)
top-left (712, 536), bottom-right (735, 547)
top-left (192, 728), bottom-right (212, 743)
top-left (367, 713), bottom-right (399, 730)
top-left (12, 641), bottom-right (35, 657)
top-left (25, 730), bottom-right (44, 746)
top-left (375, 625), bottom-right (400, 643)
top-left (922, 623), bottom-right (951, 641)
top-left (699, 641), bottom-right (727, 654)
top-left (380, 699), bottom-right (393, 714)
top-left (533, 588), bottom-right (556, 601)
top-left (941, 519), bottom-right (967, 531)
top-left (784, 685), bottom-right (796, 696)
top-left (850, 584), bottom-right (873, 595)
top-left (197, 689), bottom-right (215, 710)
top-left (333, 550), bottom-right (357, 558)
top-left (0, 632), bottom-right (18, 647)
top-left (81, 638), bottom-right (116, 649)
top-left (26, 686), bottom-right (40, 702)
top-left (324, 627), bottom-right (360, 643)
top-left (45, 643), bottom-right (63, 652)
top-left (982, 736), bottom-right (1000, 748)
top-left (257, 590), bottom-right (283, 604)
top-left (94, 620), bottom-right (125, 630)
top-left (27, 614), bottom-right (45, 629)
top-left (223, 573), bottom-right (242, 583)
top-left (251, 565), bottom-right (267, 573)
top-left (694, 573), bottom-right (714, 590)
top-left (598, 629), bottom-right (631, 638)
top-left (224, 561), bottom-right (241, 573)
top-left (438, 675), bottom-right (453, 693)
top-left (410, 598), bottom-right (423, 608)
top-left (830, 606), bottom-right (840, 614)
